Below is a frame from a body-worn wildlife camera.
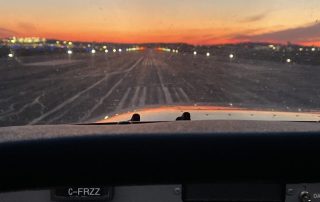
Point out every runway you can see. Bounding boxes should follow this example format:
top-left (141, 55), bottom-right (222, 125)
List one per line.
top-left (0, 49), bottom-right (319, 126)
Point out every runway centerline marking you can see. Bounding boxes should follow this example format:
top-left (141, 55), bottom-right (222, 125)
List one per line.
top-left (138, 87), bottom-right (147, 106)
top-left (156, 87), bottom-right (165, 104)
top-left (156, 69), bottom-right (173, 104)
top-left (116, 87), bottom-right (131, 112)
top-left (178, 87), bottom-right (191, 103)
top-left (131, 87), bottom-right (141, 107)
top-left (172, 88), bottom-right (181, 102)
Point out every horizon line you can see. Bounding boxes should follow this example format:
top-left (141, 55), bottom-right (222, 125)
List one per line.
top-left (1, 37), bottom-right (318, 47)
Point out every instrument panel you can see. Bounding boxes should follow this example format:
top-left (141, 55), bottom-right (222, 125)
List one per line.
top-left (1, 183), bottom-right (320, 202)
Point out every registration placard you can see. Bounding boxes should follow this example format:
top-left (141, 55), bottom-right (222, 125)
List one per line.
top-left (51, 187), bottom-right (113, 201)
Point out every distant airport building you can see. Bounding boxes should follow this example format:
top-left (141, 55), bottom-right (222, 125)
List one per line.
top-left (253, 45), bottom-right (270, 51)
top-left (4, 37), bottom-right (46, 45)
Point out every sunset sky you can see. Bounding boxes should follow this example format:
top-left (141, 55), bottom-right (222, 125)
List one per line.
top-left (1, 0), bottom-right (320, 45)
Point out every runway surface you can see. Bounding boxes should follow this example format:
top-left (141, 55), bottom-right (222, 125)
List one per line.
top-left (0, 49), bottom-right (319, 126)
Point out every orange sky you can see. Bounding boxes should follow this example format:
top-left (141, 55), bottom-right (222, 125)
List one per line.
top-left (1, 0), bottom-right (320, 45)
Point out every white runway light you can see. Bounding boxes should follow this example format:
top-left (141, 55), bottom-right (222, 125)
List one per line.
top-left (105, 49), bottom-right (108, 53)
top-left (118, 48), bottom-right (122, 52)
top-left (8, 53), bottom-right (14, 58)
top-left (67, 50), bottom-right (72, 55)
top-left (91, 49), bottom-right (96, 54)
top-left (229, 54), bottom-right (234, 59)
top-left (206, 52), bottom-right (210, 57)
top-left (193, 51), bottom-right (197, 55)
top-left (286, 58), bottom-right (291, 63)
top-left (113, 49), bottom-right (117, 53)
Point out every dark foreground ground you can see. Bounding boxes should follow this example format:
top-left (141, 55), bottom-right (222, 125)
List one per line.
top-left (0, 49), bottom-right (319, 126)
